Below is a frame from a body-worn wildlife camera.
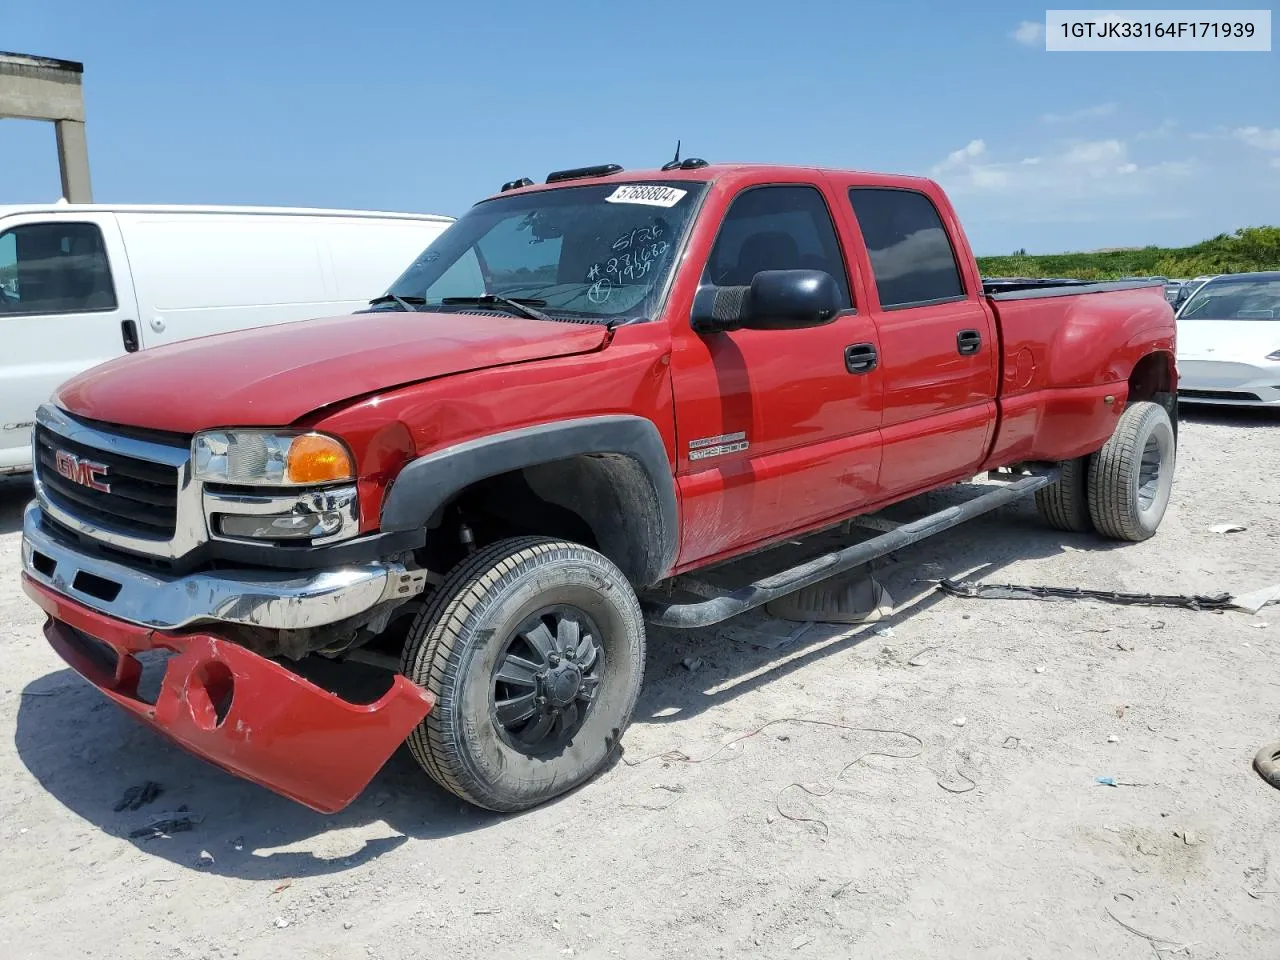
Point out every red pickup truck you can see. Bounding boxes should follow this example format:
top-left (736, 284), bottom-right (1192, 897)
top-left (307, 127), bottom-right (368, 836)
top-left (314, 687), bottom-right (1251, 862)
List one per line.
top-left (20, 162), bottom-right (1177, 815)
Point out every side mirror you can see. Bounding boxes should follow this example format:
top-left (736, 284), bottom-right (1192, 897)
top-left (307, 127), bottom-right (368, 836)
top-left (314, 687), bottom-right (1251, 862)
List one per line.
top-left (692, 269), bottom-right (841, 333)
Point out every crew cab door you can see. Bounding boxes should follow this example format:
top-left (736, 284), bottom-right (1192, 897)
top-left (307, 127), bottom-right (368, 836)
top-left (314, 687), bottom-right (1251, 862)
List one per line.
top-left (669, 181), bottom-right (884, 568)
top-left (840, 186), bottom-right (997, 495)
top-left (0, 213), bottom-right (139, 472)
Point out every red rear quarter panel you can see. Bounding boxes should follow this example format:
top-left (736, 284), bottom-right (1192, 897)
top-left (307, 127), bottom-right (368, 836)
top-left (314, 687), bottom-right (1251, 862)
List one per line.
top-left (984, 286), bottom-right (1175, 466)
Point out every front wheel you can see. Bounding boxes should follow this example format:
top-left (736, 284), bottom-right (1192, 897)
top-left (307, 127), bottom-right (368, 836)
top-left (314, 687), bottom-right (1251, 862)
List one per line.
top-left (1087, 400), bottom-right (1176, 541)
top-left (400, 537), bottom-right (646, 812)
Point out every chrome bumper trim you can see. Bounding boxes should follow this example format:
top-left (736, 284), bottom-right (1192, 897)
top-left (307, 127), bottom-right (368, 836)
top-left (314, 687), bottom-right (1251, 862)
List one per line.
top-left (21, 502), bottom-right (424, 631)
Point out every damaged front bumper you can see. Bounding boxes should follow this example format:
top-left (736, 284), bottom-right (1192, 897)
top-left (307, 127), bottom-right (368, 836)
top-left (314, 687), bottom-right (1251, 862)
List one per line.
top-left (22, 575), bottom-right (434, 813)
top-left (21, 501), bottom-right (426, 632)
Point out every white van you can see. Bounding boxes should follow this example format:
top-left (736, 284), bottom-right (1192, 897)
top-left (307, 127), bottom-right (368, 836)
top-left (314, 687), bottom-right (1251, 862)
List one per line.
top-left (0, 203), bottom-right (453, 473)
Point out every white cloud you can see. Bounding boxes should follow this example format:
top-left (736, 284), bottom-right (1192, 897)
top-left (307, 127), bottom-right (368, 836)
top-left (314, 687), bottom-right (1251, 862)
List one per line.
top-left (1235, 127), bottom-right (1280, 151)
top-left (929, 137), bottom-right (1195, 203)
top-left (1012, 20), bottom-right (1045, 46)
top-left (1135, 120), bottom-right (1177, 141)
top-left (1063, 139), bottom-right (1124, 165)
top-left (1042, 102), bottom-right (1119, 124)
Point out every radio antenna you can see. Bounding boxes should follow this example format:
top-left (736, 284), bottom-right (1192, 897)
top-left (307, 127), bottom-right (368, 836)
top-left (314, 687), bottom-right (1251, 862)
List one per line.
top-left (672, 139), bottom-right (681, 164)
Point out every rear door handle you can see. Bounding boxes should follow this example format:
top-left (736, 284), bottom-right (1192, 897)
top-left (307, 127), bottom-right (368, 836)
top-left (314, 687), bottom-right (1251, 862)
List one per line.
top-left (956, 329), bottom-right (982, 355)
top-left (845, 342), bottom-right (878, 374)
top-left (120, 319), bottom-right (140, 353)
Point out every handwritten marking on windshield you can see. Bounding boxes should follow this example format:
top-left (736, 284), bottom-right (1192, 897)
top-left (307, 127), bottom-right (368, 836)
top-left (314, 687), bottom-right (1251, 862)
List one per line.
top-left (587, 278), bottom-right (613, 304)
top-left (612, 224), bottom-right (664, 252)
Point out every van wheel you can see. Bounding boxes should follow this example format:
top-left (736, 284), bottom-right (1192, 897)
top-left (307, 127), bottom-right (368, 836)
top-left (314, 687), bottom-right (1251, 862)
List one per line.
top-left (1087, 401), bottom-right (1176, 541)
top-left (1035, 455), bottom-right (1093, 533)
top-left (399, 537), bottom-right (646, 812)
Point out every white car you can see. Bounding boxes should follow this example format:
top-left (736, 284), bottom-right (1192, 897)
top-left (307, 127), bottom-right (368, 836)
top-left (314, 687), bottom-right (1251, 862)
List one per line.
top-left (0, 203), bottom-right (454, 473)
top-left (1176, 271), bottom-right (1280, 408)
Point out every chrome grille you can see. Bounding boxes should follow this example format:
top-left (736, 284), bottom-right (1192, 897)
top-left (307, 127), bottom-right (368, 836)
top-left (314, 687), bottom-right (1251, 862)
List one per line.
top-left (35, 424), bottom-right (179, 537)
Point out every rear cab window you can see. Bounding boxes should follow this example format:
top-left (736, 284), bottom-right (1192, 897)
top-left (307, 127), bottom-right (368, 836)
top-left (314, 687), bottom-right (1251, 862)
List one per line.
top-left (0, 221), bottom-right (117, 316)
top-left (846, 188), bottom-right (965, 310)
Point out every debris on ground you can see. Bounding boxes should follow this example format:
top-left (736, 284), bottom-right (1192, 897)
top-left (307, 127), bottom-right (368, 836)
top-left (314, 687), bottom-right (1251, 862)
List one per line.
top-left (1253, 741), bottom-right (1280, 790)
top-left (938, 579), bottom-right (1233, 611)
top-left (271, 881), bottom-right (292, 896)
top-left (937, 768), bottom-right (977, 794)
top-left (197, 850), bottom-right (215, 867)
top-left (128, 805), bottom-right (202, 839)
top-left (765, 574), bottom-right (894, 625)
top-left (791, 934), bottom-right (814, 949)
top-left (907, 646), bottom-right (938, 667)
top-left (1173, 829), bottom-right (1203, 845)
top-left (952, 717), bottom-right (967, 727)
top-left (273, 918), bottom-right (290, 930)
top-left (113, 781), bottom-right (163, 812)
top-left (1210, 523), bottom-right (1246, 534)
top-left (681, 656), bottom-right (703, 673)
top-left (1231, 582), bottom-right (1280, 615)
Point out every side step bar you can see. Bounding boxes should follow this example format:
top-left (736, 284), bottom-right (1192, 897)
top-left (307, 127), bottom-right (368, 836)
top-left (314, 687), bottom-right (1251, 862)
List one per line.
top-left (642, 470), bottom-right (1058, 629)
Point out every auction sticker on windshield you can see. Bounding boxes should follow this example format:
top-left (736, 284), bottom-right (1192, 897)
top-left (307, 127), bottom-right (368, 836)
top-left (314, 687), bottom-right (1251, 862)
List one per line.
top-left (605, 185), bottom-right (688, 207)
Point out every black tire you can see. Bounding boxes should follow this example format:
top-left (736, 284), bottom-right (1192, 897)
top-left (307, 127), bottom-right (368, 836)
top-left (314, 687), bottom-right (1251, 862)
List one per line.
top-left (1087, 400), bottom-right (1176, 541)
top-left (1035, 455), bottom-right (1093, 533)
top-left (399, 537), bottom-right (646, 812)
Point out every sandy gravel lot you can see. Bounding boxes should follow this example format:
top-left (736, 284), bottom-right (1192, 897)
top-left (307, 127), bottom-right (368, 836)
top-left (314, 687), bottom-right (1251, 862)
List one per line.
top-left (1, 408), bottom-right (1278, 960)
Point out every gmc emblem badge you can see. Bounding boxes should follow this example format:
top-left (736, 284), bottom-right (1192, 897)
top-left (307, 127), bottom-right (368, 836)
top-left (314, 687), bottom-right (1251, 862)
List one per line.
top-left (54, 450), bottom-right (111, 493)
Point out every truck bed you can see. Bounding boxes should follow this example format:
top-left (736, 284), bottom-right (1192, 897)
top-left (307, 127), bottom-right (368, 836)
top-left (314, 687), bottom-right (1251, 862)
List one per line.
top-left (983, 278), bottom-right (1166, 300)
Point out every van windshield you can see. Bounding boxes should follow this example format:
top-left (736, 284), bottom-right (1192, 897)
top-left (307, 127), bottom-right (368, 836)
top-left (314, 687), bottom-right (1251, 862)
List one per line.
top-left (382, 181), bottom-right (706, 323)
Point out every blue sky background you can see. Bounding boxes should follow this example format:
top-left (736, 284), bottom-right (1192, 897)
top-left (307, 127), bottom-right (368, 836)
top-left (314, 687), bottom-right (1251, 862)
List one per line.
top-left (3, 0), bottom-right (1277, 254)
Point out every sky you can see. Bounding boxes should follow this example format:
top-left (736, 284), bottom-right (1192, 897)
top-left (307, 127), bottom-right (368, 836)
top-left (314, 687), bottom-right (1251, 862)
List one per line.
top-left (2, 0), bottom-right (1277, 255)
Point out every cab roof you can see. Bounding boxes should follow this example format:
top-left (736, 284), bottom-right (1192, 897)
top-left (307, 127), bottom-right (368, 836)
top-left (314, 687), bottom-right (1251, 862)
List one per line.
top-left (484, 162), bottom-right (941, 202)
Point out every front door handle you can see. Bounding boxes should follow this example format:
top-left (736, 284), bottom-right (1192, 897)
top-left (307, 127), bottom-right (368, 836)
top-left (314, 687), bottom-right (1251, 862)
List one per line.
top-left (957, 329), bottom-right (982, 355)
top-left (120, 319), bottom-right (140, 353)
top-left (845, 342), bottom-right (878, 374)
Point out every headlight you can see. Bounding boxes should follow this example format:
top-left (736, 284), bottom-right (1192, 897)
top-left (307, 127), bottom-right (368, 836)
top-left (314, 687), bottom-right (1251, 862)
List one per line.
top-left (193, 430), bottom-right (354, 486)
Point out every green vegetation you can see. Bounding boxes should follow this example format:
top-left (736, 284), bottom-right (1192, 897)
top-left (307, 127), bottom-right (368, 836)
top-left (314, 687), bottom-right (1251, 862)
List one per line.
top-left (977, 226), bottom-right (1280, 280)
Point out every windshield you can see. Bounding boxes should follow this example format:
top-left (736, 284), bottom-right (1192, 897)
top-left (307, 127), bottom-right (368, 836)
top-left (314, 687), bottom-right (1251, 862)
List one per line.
top-left (1178, 276), bottom-right (1280, 320)
top-left (383, 181), bottom-right (707, 323)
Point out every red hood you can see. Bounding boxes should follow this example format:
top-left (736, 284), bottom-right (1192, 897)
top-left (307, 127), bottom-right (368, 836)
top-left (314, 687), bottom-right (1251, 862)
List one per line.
top-left (55, 311), bottom-right (609, 434)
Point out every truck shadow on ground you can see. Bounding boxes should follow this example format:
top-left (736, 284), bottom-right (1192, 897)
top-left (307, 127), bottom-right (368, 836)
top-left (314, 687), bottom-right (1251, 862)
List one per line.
top-left (630, 485), bottom-right (1119, 728)
top-left (12, 482), bottom-right (1122, 882)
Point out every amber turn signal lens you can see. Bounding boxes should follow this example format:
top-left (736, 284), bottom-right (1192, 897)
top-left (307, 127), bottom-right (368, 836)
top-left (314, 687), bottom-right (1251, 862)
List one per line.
top-left (286, 434), bottom-right (354, 484)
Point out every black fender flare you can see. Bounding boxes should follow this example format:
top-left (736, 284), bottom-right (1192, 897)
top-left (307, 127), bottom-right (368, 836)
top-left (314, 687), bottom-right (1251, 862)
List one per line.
top-left (379, 415), bottom-right (679, 584)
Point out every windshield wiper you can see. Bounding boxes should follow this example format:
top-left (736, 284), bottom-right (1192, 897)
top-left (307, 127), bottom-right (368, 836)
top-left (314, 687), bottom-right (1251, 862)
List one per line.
top-left (441, 294), bottom-right (555, 323)
top-left (369, 293), bottom-right (426, 311)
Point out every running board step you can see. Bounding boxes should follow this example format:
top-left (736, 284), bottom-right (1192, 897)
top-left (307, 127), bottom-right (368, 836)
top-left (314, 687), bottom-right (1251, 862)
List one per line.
top-left (642, 471), bottom-right (1058, 629)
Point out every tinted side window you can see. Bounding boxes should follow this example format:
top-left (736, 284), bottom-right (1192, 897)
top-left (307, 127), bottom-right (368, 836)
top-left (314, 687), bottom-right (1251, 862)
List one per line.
top-left (847, 188), bottom-right (964, 309)
top-left (704, 186), bottom-right (852, 308)
top-left (0, 221), bottom-right (117, 316)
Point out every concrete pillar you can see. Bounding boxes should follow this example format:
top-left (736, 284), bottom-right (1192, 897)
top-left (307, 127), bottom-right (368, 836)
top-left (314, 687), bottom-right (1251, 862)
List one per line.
top-left (0, 52), bottom-right (91, 202)
top-left (54, 119), bottom-right (92, 202)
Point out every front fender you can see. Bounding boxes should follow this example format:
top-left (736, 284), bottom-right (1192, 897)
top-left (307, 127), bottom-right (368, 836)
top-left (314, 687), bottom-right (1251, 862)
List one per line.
top-left (379, 415), bottom-right (679, 584)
